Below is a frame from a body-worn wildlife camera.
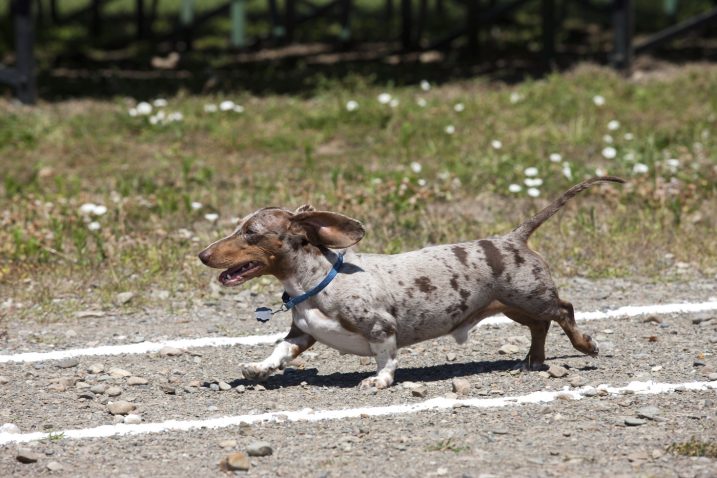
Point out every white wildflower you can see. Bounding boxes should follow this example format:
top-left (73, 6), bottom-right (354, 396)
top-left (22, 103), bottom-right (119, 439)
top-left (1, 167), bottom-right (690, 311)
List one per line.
top-left (190, 201), bottom-right (203, 210)
top-left (454, 103), bottom-right (465, 112)
top-left (204, 213), bottom-right (219, 223)
top-left (624, 132), bottom-right (634, 140)
top-left (633, 163), bottom-right (649, 174)
top-left (624, 152), bottom-right (635, 162)
top-left (204, 104), bottom-right (218, 113)
top-left (410, 162), bottom-right (422, 174)
top-left (79, 203), bottom-right (97, 215)
top-left (592, 95), bottom-right (605, 106)
top-left (149, 115), bottom-right (159, 125)
top-left (527, 188), bottom-right (540, 198)
top-left (666, 158), bottom-right (680, 172)
top-left (378, 93), bottom-right (392, 104)
top-left (420, 80), bottom-right (431, 91)
top-left (153, 98), bottom-right (168, 108)
top-left (491, 140), bottom-right (502, 150)
top-left (416, 98), bottom-right (427, 108)
top-left (345, 100), bottom-right (359, 112)
top-left (128, 108), bottom-right (138, 117)
top-left (562, 163), bottom-right (573, 179)
top-left (607, 120), bottom-right (620, 131)
top-left (233, 105), bottom-right (245, 113)
top-left (87, 221), bottom-right (101, 231)
top-left (445, 125), bottom-right (455, 135)
top-left (603, 134), bottom-right (613, 144)
top-left (168, 112), bottom-right (183, 122)
top-left (371, 177), bottom-right (383, 185)
top-left (601, 146), bottom-right (617, 159)
top-left (524, 178), bottom-right (543, 187)
top-left (389, 98), bottom-right (400, 108)
top-left (524, 167), bottom-right (538, 177)
top-left (508, 184), bottom-right (522, 193)
top-left (595, 167), bottom-right (606, 176)
top-left (549, 153), bottom-right (562, 163)
top-left (417, 178), bottom-right (427, 187)
top-left (93, 205), bottom-right (107, 216)
top-left (136, 102), bottom-right (152, 115)
top-left (510, 92), bottom-right (523, 104)
top-left (219, 100), bottom-right (235, 111)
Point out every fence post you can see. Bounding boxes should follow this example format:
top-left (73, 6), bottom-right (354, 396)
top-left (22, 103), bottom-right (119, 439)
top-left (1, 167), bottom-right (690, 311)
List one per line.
top-left (230, 0), bottom-right (247, 47)
top-left (13, 0), bottom-right (36, 104)
top-left (612, 0), bottom-right (634, 71)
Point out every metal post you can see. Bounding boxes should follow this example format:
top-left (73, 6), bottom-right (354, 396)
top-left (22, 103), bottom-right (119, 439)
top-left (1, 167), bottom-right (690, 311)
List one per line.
top-left (401, 0), bottom-right (413, 50)
top-left (180, 0), bottom-right (194, 49)
top-left (542, 0), bottom-right (555, 67)
top-left (285, 0), bottom-right (296, 43)
top-left (91, 0), bottom-right (101, 37)
top-left (136, 0), bottom-right (145, 39)
top-left (339, 0), bottom-right (352, 43)
top-left (612, 0), bottom-right (633, 71)
top-left (13, 0), bottom-right (36, 104)
top-left (230, 0), bottom-right (247, 47)
top-left (466, 0), bottom-right (479, 55)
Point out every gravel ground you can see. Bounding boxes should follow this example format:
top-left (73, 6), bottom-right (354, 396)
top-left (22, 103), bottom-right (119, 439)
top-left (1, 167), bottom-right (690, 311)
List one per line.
top-left (2, 279), bottom-right (717, 477)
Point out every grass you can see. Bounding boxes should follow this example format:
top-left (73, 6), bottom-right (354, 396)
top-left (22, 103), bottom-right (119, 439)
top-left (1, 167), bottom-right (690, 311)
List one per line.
top-left (668, 438), bottom-right (717, 458)
top-left (1, 63), bottom-right (716, 320)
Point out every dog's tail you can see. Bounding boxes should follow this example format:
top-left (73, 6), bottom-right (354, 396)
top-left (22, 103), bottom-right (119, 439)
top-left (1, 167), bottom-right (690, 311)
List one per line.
top-left (510, 176), bottom-right (625, 242)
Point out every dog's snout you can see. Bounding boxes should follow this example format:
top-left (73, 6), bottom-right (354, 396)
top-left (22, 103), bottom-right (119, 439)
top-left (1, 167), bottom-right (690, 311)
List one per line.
top-left (198, 249), bottom-right (212, 265)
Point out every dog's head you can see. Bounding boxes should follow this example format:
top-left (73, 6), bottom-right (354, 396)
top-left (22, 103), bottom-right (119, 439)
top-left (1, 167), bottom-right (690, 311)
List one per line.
top-left (198, 205), bottom-right (364, 286)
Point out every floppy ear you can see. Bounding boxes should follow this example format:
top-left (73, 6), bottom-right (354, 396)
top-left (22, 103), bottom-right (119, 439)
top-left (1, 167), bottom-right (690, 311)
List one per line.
top-left (294, 204), bottom-right (315, 213)
top-left (290, 211), bottom-right (365, 249)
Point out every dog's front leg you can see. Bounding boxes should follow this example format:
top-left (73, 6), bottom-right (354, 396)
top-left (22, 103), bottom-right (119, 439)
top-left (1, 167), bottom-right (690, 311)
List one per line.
top-left (241, 323), bottom-right (316, 382)
top-left (359, 334), bottom-right (398, 390)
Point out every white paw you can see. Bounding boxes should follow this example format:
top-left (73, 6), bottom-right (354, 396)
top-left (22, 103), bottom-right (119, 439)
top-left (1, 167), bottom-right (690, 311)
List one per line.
top-left (241, 363), bottom-right (276, 382)
top-left (359, 374), bottom-right (393, 390)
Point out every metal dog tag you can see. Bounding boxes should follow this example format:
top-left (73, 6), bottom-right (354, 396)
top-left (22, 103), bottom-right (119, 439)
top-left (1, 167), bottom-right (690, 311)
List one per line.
top-left (255, 307), bottom-right (273, 323)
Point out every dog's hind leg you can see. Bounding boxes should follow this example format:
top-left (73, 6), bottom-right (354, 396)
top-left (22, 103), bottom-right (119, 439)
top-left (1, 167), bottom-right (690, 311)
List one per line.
top-left (504, 310), bottom-right (551, 370)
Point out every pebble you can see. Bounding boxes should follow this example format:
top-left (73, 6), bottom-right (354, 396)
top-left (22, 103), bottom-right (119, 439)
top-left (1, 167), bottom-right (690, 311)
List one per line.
top-left (236, 385), bottom-right (246, 393)
top-left (209, 383), bottom-right (219, 391)
top-left (492, 428), bottom-right (509, 435)
top-left (537, 371), bottom-right (551, 379)
top-left (109, 368), bottom-right (131, 378)
top-left (498, 344), bottom-right (521, 355)
top-left (16, 448), bottom-right (41, 463)
top-left (254, 384), bottom-right (266, 391)
top-left (160, 384), bottom-right (177, 395)
top-left (87, 363), bottom-right (104, 374)
top-left (412, 385), bottom-right (428, 398)
top-left (46, 461), bottom-right (63, 472)
top-left (547, 365), bottom-right (568, 378)
top-left (218, 381), bottom-right (232, 391)
top-left (0, 376), bottom-right (8, 385)
top-left (123, 414), bottom-right (142, 424)
top-left (1, 423), bottom-right (20, 434)
top-left (77, 391), bottom-right (95, 400)
top-left (709, 373), bottom-right (717, 381)
top-left (159, 346), bottom-right (183, 357)
top-left (452, 378), bottom-right (471, 396)
top-left (115, 291), bottom-right (135, 305)
top-left (569, 376), bottom-right (587, 387)
top-left (75, 310), bottom-right (105, 318)
top-left (446, 352), bottom-right (457, 362)
top-left (127, 376), bottom-right (149, 386)
top-left (219, 439), bottom-right (237, 449)
top-left (581, 387), bottom-right (598, 397)
top-left (107, 401), bottom-right (136, 416)
top-left (56, 358), bottom-right (79, 369)
top-left (246, 441), bottom-right (273, 457)
top-left (224, 451), bottom-right (250, 471)
top-left (637, 406), bottom-right (661, 420)
top-left (624, 417), bottom-right (647, 426)
top-left (651, 365), bottom-right (663, 372)
top-left (48, 383), bottom-right (67, 392)
top-left (106, 386), bottom-right (122, 397)
top-left (90, 384), bottom-right (108, 394)
top-left (694, 360), bottom-right (706, 367)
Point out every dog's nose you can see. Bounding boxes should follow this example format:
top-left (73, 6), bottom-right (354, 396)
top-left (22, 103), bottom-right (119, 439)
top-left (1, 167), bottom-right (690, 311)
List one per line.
top-left (198, 249), bottom-right (212, 265)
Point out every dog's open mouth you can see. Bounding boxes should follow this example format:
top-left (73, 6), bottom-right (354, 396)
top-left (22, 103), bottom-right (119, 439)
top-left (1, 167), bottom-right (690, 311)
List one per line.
top-left (219, 261), bottom-right (264, 286)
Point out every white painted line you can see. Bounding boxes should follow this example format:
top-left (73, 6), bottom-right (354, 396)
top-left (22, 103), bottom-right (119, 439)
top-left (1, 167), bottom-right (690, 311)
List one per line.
top-left (1, 300), bottom-right (716, 364)
top-left (1, 380), bottom-right (715, 444)
top-left (0, 333), bottom-right (285, 364)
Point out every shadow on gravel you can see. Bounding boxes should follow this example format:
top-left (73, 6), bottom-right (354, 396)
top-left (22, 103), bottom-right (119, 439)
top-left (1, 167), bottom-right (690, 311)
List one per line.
top-left (226, 358), bottom-right (560, 389)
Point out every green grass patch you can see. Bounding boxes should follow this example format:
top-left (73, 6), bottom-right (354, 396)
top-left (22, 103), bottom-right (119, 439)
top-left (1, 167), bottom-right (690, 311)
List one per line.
top-left (668, 438), bottom-right (717, 458)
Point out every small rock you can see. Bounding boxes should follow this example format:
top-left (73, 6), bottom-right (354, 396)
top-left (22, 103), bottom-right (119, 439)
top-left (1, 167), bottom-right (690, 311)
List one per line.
top-left (75, 381), bottom-right (90, 390)
top-left (637, 406), bottom-right (661, 420)
top-left (446, 352), bottom-right (457, 362)
top-left (64, 329), bottom-right (77, 338)
top-left (109, 368), bottom-right (131, 378)
top-left (209, 383), bottom-right (219, 391)
top-left (547, 365), bottom-right (568, 378)
top-left (47, 383), bottom-right (67, 392)
top-left (160, 384), bottom-right (177, 395)
top-left (254, 384), bottom-right (266, 391)
top-left (581, 387), bottom-right (598, 397)
top-left (115, 292), bottom-right (135, 305)
top-left (694, 360), bottom-right (706, 367)
top-left (46, 461), bottom-right (63, 472)
top-left (537, 371), bottom-right (551, 379)
top-left (651, 365), bottom-right (663, 372)
top-left (107, 401), bottom-right (136, 416)
top-left (708, 373), bottom-right (717, 381)
top-left (643, 316), bottom-right (661, 324)
top-left (492, 428), bottom-right (509, 435)
top-left (625, 417), bottom-right (647, 426)
top-left (224, 451), bottom-right (250, 471)
top-left (498, 344), bottom-right (521, 355)
top-left (127, 376), bottom-right (149, 386)
top-left (75, 310), bottom-right (105, 318)
top-left (77, 391), bottom-right (95, 400)
top-left (219, 439), bottom-right (237, 450)
top-left (569, 376), bottom-right (587, 387)
top-left (0, 376), bottom-right (9, 385)
top-left (123, 414), bottom-right (142, 424)
top-left (359, 357), bottom-right (372, 366)
top-left (1, 423), bottom-right (20, 434)
top-left (651, 449), bottom-right (664, 459)
top-left (17, 448), bottom-right (41, 463)
top-left (452, 378), bottom-right (471, 396)
top-left (236, 385), bottom-right (246, 393)
top-left (106, 386), bottom-right (122, 397)
top-left (159, 346), bottom-right (183, 357)
top-left (87, 363), bottom-right (104, 374)
top-left (412, 386), bottom-right (428, 398)
top-left (56, 358), bottom-right (79, 369)
top-left (218, 381), bottom-right (232, 391)
top-left (90, 384), bottom-right (108, 394)
top-left (246, 441), bottom-right (273, 457)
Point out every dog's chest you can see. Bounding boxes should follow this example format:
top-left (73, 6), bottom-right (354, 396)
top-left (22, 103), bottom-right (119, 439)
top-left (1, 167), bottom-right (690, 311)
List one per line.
top-left (294, 307), bottom-right (372, 356)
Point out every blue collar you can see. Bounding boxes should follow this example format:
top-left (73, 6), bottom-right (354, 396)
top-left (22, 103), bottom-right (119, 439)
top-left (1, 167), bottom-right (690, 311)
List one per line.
top-left (281, 253), bottom-right (344, 310)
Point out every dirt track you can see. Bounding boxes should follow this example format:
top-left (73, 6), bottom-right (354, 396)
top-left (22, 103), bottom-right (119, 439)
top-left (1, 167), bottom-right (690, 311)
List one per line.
top-left (1, 278), bottom-right (716, 477)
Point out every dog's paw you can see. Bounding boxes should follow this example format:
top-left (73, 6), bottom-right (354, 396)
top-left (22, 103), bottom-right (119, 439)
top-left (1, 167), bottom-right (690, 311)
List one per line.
top-left (587, 337), bottom-right (599, 357)
top-left (359, 375), bottom-right (393, 390)
top-left (514, 359), bottom-right (547, 372)
top-left (241, 363), bottom-right (275, 382)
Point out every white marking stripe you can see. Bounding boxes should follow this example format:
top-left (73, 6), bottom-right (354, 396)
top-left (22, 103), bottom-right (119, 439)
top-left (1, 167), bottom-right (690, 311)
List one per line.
top-left (1, 380), bottom-right (715, 444)
top-left (1, 300), bottom-right (716, 364)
